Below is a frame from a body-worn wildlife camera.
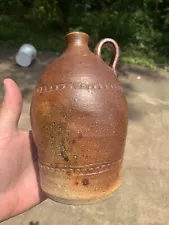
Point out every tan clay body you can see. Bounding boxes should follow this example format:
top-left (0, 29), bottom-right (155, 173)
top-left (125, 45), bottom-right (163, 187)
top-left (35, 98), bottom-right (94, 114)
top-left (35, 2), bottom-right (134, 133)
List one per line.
top-left (30, 32), bottom-right (128, 204)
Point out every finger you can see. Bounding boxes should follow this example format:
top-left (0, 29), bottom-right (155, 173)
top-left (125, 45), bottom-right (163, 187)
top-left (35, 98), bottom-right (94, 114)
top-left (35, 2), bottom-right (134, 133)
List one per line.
top-left (0, 78), bottom-right (23, 131)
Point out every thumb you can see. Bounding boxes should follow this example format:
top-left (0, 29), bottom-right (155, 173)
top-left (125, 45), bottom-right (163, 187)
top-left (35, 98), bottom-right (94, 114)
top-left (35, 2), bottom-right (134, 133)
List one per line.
top-left (0, 78), bottom-right (23, 131)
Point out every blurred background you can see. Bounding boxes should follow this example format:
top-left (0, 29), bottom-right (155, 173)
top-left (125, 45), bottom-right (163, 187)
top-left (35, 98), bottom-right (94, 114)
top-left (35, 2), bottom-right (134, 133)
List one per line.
top-left (0, 0), bottom-right (169, 70)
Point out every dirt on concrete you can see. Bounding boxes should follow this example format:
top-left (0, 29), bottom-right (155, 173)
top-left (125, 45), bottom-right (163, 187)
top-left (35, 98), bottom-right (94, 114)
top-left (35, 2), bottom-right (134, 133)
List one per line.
top-left (0, 48), bottom-right (169, 225)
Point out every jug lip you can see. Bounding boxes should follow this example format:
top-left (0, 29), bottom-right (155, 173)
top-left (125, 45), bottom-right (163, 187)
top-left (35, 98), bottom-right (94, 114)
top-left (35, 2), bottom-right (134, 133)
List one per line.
top-left (66, 31), bottom-right (89, 38)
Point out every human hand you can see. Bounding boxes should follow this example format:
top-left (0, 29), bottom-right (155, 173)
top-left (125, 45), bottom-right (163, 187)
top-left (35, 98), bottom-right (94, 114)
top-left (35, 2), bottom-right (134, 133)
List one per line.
top-left (0, 78), bottom-right (45, 222)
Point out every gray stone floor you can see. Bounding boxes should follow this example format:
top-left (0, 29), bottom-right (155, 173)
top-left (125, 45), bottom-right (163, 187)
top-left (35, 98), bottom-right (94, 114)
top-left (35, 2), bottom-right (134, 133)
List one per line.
top-left (0, 49), bottom-right (169, 225)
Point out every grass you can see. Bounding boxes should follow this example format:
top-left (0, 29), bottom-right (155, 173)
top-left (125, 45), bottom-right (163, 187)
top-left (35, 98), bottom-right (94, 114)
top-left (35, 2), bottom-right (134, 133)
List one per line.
top-left (0, 16), bottom-right (66, 52)
top-left (0, 16), bottom-right (169, 72)
top-left (120, 49), bottom-right (169, 72)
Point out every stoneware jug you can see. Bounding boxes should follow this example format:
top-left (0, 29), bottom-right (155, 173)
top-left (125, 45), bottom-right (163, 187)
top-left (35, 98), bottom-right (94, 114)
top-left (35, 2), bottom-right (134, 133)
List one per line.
top-left (30, 31), bottom-right (128, 205)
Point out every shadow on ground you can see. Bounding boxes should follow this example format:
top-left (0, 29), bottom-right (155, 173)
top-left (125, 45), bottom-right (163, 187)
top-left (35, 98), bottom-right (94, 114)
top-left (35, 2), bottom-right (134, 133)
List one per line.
top-left (0, 48), bottom-right (58, 102)
top-left (117, 62), bottom-right (167, 82)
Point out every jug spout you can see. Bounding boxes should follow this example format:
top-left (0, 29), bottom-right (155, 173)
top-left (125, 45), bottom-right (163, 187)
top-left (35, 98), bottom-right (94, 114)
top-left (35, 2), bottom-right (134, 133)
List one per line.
top-left (65, 31), bottom-right (90, 50)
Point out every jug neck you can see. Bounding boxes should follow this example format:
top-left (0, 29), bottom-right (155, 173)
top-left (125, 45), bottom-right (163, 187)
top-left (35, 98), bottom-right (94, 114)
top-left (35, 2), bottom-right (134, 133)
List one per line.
top-left (65, 32), bottom-right (90, 52)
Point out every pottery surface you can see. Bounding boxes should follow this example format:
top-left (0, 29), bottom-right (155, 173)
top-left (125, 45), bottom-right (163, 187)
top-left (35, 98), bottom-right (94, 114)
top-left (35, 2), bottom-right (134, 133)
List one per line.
top-left (30, 32), bottom-right (128, 204)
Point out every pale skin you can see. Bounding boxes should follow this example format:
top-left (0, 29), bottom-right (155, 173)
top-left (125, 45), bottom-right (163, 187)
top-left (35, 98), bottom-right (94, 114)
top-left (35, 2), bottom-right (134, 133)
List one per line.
top-left (0, 78), bottom-right (46, 222)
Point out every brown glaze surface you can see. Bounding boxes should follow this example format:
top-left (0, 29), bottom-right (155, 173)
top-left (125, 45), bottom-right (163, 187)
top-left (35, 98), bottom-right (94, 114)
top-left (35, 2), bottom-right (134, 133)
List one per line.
top-left (30, 31), bottom-right (128, 204)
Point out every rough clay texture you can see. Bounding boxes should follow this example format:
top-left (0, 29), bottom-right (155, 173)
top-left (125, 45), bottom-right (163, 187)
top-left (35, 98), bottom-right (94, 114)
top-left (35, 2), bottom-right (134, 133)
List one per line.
top-left (0, 48), bottom-right (169, 225)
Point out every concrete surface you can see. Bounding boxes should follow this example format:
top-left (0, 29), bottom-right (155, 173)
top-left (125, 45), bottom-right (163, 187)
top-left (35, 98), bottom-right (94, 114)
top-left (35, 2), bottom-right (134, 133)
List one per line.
top-left (0, 49), bottom-right (169, 225)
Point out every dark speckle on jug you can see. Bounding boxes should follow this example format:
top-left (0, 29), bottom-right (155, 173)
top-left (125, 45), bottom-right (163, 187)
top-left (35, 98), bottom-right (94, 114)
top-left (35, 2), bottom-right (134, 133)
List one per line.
top-left (62, 154), bottom-right (69, 162)
top-left (60, 145), bottom-right (69, 162)
top-left (82, 179), bottom-right (89, 186)
top-left (75, 181), bottom-right (79, 185)
top-left (67, 171), bottom-right (71, 176)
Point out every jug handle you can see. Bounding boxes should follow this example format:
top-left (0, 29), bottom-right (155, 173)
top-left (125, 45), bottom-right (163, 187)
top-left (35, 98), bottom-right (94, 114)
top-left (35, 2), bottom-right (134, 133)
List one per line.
top-left (94, 38), bottom-right (119, 76)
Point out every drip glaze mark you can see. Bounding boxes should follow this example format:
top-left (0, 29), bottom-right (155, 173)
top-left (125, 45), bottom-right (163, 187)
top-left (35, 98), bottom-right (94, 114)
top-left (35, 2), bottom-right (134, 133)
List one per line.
top-left (72, 139), bottom-right (76, 144)
top-left (36, 83), bottom-right (122, 93)
top-left (60, 145), bottom-right (69, 162)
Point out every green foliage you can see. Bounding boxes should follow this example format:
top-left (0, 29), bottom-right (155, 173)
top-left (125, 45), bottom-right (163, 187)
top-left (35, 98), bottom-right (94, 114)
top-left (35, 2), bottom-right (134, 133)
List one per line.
top-left (0, 0), bottom-right (169, 70)
top-left (0, 16), bottom-right (65, 51)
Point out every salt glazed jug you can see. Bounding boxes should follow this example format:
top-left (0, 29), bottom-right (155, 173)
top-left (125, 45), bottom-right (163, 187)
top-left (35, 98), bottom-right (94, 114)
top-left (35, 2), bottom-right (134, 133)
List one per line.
top-left (30, 31), bottom-right (128, 205)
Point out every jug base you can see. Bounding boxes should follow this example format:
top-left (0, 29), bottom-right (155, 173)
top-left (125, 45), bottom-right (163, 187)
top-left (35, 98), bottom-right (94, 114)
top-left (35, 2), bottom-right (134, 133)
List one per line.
top-left (43, 176), bottom-right (121, 205)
